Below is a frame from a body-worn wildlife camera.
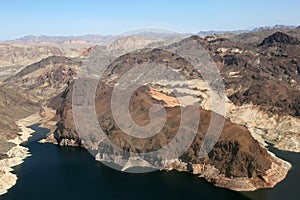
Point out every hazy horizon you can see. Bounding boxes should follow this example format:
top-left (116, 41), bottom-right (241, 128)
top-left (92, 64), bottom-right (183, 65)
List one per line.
top-left (1, 0), bottom-right (300, 40)
top-left (1, 24), bottom-right (299, 42)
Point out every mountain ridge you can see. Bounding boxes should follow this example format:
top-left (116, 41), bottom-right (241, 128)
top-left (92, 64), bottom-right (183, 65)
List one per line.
top-left (1, 29), bottom-right (300, 193)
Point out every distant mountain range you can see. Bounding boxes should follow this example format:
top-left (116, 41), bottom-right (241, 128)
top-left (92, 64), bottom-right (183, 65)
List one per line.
top-left (4, 32), bottom-right (189, 45)
top-left (5, 34), bottom-right (118, 45)
top-left (197, 25), bottom-right (299, 36)
top-left (4, 25), bottom-right (298, 45)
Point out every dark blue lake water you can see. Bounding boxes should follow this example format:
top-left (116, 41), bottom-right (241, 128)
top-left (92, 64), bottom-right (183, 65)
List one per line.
top-left (0, 124), bottom-right (299, 200)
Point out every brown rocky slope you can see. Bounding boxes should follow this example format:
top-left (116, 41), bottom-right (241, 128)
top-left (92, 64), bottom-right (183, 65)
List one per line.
top-left (3, 56), bottom-right (81, 100)
top-left (1, 31), bottom-right (297, 192)
top-left (50, 37), bottom-right (293, 190)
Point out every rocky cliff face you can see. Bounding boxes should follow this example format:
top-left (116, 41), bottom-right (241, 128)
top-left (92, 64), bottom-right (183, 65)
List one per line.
top-left (203, 32), bottom-right (300, 152)
top-left (50, 34), bottom-right (299, 190)
top-left (259, 32), bottom-right (300, 46)
top-left (185, 33), bottom-right (300, 116)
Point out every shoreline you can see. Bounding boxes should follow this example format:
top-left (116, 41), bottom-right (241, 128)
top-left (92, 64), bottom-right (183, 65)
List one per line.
top-left (209, 142), bottom-right (292, 191)
top-left (0, 107), bottom-right (56, 196)
top-left (208, 152), bottom-right (291, 191)
top-left (228, 104), bottom-right (300, 153)
top-left (2, 106), bottom-right (294, 193)
top-left (0, 114), bottom-right (40, 195)
top-left (163, 149), bottom-right (291, 192)
top-left (44, 131), bottom-right (293, 191)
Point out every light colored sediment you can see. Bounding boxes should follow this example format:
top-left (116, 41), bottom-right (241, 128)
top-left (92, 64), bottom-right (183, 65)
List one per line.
top-left (149, 89), bottom-right (180, 107)
top-left (7, 114), bottom-right (40, 145)
top-left (165, 152), bottom-right (291, 191)
top-left (228, 104), bottom-right (300, 152)
top-left (95, 153), bottom-right (155, 171)
top-left (163, 159), bottom-right (187, 172)
top-left (95, 149), bottom-right (291, 191)
top-left (152, 79), bottom-right (300, 153)
top-left (38, 108), bottom-right (58, 145)
top-left (0, 114), bottom-right (40, 195)
top-left (0, 107), bottom-right (56, 195)
top-left (0, 145), bottom-right (31, 195)
top-left (38, 133), bottom-right (57, 144)
top-left (0, 168), bottom-right (17, 195)
top-left (206, 154), bottom-right (291, 191)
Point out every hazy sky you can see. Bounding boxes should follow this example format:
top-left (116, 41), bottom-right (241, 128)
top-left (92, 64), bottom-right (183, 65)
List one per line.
top-left (1, 0), bottom-right (299, 40)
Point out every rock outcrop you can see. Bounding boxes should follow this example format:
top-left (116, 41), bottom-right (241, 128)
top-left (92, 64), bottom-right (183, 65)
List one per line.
top-left (52, 77), bottom-right (290, 190)
top-left (50, 35), bottom-right (298, 190)
top-left (3, 56), bottom-right (81, 100)
top-left (259, 32), bottom-right (300, 46)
